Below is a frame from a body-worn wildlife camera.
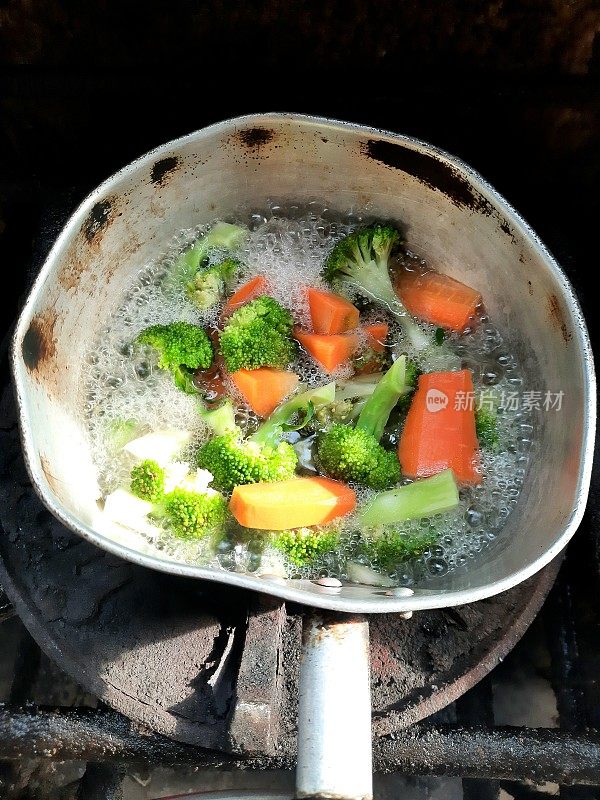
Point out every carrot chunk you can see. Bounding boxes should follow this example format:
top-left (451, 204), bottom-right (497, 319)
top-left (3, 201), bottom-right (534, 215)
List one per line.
top-left (363, 322), bottom-right (389, 353)
top-left (229, 476), bottom-right (356, 530)
top-left (307, 287), bottom-right (360, 335)
top-left (395, 269), bottom-right (482, 331)
top-left (294, 328), bottom-right (359, 372)
top-left (398, 369), bottom-right (481, 484)
top-left (223, 276), bottom-right (268, 317)
top-left (231, 368), bottom-right (299, 417)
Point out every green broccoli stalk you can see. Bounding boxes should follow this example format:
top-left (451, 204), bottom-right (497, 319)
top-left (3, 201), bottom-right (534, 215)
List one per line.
top-left (187, 257), bottom-right (242, 311)
top-left (171, 222), bottom-right (247, 286)
top-left (323, 224), bottom-right (430, 351)
top-left (154, 487), bottom-right (228, 540)
top-left (249, 382), bottom-right (336, 446)
top-left (475, 406), bottom-right (500, 451)
top-left (272, 526), bottom-right (340, 566)
top-left (317, 424), bottom-right (401, 489)
top-left (360, 527), bottom-right (438, 571)
top-left (137, 322), bottom-right (213, 393)
top-left (219, 296), bottom-right (296, 372)
top-left (130, 459), bottom-right (165, 503)
top-left (197, 398), bottom-right (238, 436)
top-left (360, 469), bottom-right (459, 528)
top-left (356, 355), bottom-right (416, 441)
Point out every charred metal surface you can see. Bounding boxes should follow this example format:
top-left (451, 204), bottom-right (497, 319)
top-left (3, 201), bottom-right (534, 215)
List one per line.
top-left (77, 764), bottom-right (124, 800)
top-left (21, 310), bottom-right (57, 371)
top-left (2, 707), bottom-right (600, 786)
top-left (375, 725), bottom-right (600, 785)
top-left (363, 139), bottom-right (493, 215)
top-left (150, 156), bottom-right (179, 186)
top-left (83, 199), bottom-right (112, 244)
top-left (548, 293), bottom-right (573, 343)
top-left (228, 595), bottom-right (286, 755)
top-left (235, 127), bottom-right (274, 149)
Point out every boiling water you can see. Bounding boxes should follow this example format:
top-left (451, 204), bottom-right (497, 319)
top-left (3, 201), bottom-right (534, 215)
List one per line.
top-left (85, 202), bottom-right (532, 584)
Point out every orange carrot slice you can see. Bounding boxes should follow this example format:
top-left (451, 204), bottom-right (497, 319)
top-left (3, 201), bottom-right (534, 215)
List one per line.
top-left (398, 369), bottom-right (481, 484)
top-left (395, 269), bottom-right (482, 331)
top-left (307, 287), bottom-right (360, 335)
top-left (363, 322), bottom-right (389, 353)
top-left (294, 328), bottom-right (359, 373)
top-left (230, 476), bottom-right (356, 530)
top-left (222, 276), bottom-right (268, 317)
top-left (231, 368), bottom-right (299, 417)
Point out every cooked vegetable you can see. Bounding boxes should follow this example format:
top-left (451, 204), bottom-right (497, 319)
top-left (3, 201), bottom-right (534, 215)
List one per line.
top-left (323, 224), bottom-right (430, 350)
top-left (363, 322), bottom-right (389, 353)
top-left (398, 370), bottom-right (481, 484)
top-left (229, 476), bottom-right (356, 529)
top-left (356, 355), bottom-right (415, 441)
top-left (171, 222), bottom-right (247, 286)
top-left (395, 269), bottom-right (482, 331)
top-left (103, 489), bottom-right (159, 536)
top-left (317, 423), bottom-right (401, 489)
top-left (360, 469), bottom-right (459, 527)
top-left (154, 487), bottom-right (228, 540)
top-left (123, 429), bottom-right (192, 465)
top-left (137, 322), bottom-right (213, 393)
top-left (307, 287), bottom-right (360, 335)
top-left (130, 459), bottom-right (165, 503)
top-left (231, 368), bottom-right (299, 417)
top-left (359, 527), bottom-right (438, 570)
top-left (107, 418), bottom-right (139, 449)
top-left (196, 429), bottom-right (298, 494)
top-left (220, 296), bottom-right (296, 372)
top-left (475, 406), bottom-right (499, 451)
top-left (293, 328), bottom-right (359, 372)
top-left (272, 526), bottom-right (340, 566)
top-left (335, 373), bottom-right (382, 401)
top-left (187, 257), bottom-right (241, 311)
top-left (305, 399), bottom-right (356, 434)
top-left (223, 275), bottom-right (268, 317)
top-left (249, 382), bottom-right (336, 445)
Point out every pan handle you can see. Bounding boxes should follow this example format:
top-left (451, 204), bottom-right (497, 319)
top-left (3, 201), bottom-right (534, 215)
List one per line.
top-left (296, 612), bottom-right (372, 800)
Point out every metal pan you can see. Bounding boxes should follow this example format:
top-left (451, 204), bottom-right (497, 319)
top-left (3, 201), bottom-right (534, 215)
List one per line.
top-left (10, 114), bottom-right (595, 799)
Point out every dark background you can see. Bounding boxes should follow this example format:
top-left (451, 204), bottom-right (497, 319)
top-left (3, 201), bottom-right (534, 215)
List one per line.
top-left (0, 1), bottom-right (599, 336)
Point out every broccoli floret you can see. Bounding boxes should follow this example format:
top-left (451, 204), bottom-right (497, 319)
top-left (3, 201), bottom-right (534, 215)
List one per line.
top-left (157, 487), bottom-right (228, 540)
top-left (272, 526), bottom-right (340, 566)
top-left (219, 296), bottom-right (296, 372)
top-left (169, 222), bottom-right (247, 287)
top-left (196, 385), bottom-right (338, 492)
top-left (197, 434), bottom-right (298, 493)
top-left (476, 406), bottom-right (499, 451)
top-left (323, 224), bottom-right (430, 350)
top-left (197, 398), bottom-right (299, 492)
top-left (361, 527), bottom-right (437, 571)
top-left (360, 469), bottom-right (459, 527)
top-left (137, 322), bottom-right (213, 393)
top-left (187, 258), bottom-right (242, 311)
top-left (306, 399), bottom-right (356, 434)
top-left (130, 459), bottom-right (165, 503)
top-left (317, 423), bottom-right (400, 490)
